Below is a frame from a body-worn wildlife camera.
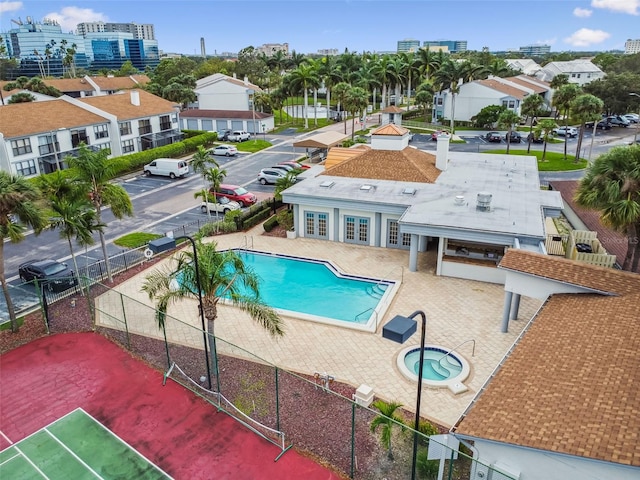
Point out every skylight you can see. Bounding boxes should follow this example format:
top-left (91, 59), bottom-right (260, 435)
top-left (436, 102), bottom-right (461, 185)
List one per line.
top-left (402, 187), bottom-right (416, 195)
top-left (319, 180), bottom-right (335, 188)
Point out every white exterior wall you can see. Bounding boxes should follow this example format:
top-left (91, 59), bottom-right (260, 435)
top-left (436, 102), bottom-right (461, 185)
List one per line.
top-left (504, 270), bottom-right (593, 300)
top-left (440, 83), bottom-right (504, 122)
top-left (196, 80), bottom-right (251, 111)
top-left (370, 135), bottom-right (408, 151)
top-left (380, 213), bottom-right (404, 248)
top-left (470, 439), bottom-right (640, 480)
top-left (297, 205), bottom-right (335, 240)
top-left (338, 208), bottom-right (376, 245)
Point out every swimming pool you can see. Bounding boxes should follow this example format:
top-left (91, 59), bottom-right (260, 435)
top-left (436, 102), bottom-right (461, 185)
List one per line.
top-left (224, 249), bottom-right (398, 332)
top-left (396, 345), bottom-right (470, 394)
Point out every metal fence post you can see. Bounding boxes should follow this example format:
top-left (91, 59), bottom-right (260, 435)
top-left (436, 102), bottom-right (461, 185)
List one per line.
top-left (275, 367), bottom-right (280, 432)
top-left (350, 402), bottom-right (356, 479)
top-left (119, 292), bottom-right (130, 349)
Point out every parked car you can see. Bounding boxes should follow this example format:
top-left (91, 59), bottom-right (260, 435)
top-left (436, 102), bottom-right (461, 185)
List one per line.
top-left (258, 168), bottom-right (289, 185)
top-left (484, 131), bottom-right (502, 143)
top-left (606, 116), bottom-right (630, 127)
top-left (279, 161), bottom-right (310, 170)
top-left (527, 133), bottom-right (544, 144)
top-left (18, 259), bottom-right (78, 292)
top-left (227, 130), bottom-right (251, 142)
top-left (143, 158), bottom-right (189, 178)
top-left (270, 164), bottom-right (296, 174)
top-left (209, 144), bottom-right (238, 157)
top-left (200, 196), bottom-right (241, 215)
top-left (552, 126), bottom-right (579, 138)
top-left (216, 130), bottom-right (231, 141)
top-left (504, 131), bottom-right (522, 143)
top-left (623, 113), bottom-right (639, 123)
top-left (209, 184), bottom-right (257, 207)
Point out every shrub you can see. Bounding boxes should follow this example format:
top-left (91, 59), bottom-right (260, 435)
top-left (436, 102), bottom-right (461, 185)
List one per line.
top-left (276, 209), bottom-right (293, 231)
top-left (263, 215), bottom-right (279, 232)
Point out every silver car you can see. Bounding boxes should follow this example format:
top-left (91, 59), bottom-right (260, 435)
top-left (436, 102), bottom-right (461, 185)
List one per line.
top-left (200, 196), bottom-right (241, 214)
top-left (257, 168), bottom-right (288, 185)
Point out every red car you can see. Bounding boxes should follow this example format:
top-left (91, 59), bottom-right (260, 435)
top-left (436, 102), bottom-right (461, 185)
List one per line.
top-left (209, 184), bottom-right (257, 207)
top-left (278, 161), bottom-right (310, 170)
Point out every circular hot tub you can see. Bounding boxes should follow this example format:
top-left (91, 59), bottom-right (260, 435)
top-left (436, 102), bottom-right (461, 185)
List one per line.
top-left (397, 345), bottom-right (470, 394)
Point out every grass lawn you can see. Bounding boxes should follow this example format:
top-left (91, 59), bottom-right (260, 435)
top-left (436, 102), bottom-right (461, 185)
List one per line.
top-left (114, 232), bottom-right (162, 248)
top-left (483, 149), bottom-right (588, 171)
top-left (235, 139), bottom-right (272, 153)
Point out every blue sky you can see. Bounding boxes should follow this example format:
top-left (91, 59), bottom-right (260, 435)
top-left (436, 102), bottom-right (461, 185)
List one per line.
top-left (1, 0), bottom-right (638, 55)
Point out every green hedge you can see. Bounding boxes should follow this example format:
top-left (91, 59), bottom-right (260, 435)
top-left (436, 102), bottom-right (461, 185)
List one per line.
top-left (263, 215), bottom-right (279, 232)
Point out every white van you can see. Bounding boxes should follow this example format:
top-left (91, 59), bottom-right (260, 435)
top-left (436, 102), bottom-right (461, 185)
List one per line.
top-left (143, 158), bottom-right (189, 178)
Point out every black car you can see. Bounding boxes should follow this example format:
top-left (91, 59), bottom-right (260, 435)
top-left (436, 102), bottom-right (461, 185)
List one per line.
top-left (216, 130), bottom-right (231, 141)
top-left (18, 259), bottom-right (78, 292)
top-left (504, 131), bottom-right (522, 143)
top-left (585, 120), bottom-right (612, 130)
top-left (485, 131), bottom-right (502, 143)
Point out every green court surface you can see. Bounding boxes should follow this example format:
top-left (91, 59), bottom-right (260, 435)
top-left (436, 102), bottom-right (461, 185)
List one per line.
top-left (0, 408), bottom-right (172, 480)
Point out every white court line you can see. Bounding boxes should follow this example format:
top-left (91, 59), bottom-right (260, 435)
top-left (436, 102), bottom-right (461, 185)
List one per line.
top-left (5, 445), bottom-right (49, 479)
top-left (44, 428), bottom-right (102, 479)
top-left (0, 429), bottom-right (13, 445)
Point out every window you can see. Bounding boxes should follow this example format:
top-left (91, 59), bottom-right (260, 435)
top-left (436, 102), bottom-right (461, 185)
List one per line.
top-left (305, 212), bottom-right (328, 239)
top-left (138, 119), bottom-right (152, 134)
top-left (387, 220), bottom-right (411, 249)
top-left (436, 97), bottom-right (443, 106)
top-left (571, 73), bottom-right (576, 78)
top-left (11, 138), bottom-right (32, 156)
top-left (122, 139), bottom-right (135, 153)
top-left (94, 142), bottom-right (111, 151)
top-left (94, 124), bottom-right (109, 139)
top-left (502, 100), bottom-right (508, 108)
top-left (119, 121), bottom-right (132, 136)
top-left (71, 129), bottom-right (89, 147)
top-left (508, 100), bottom-right (515, 109)
top-left (38, 134), bottom-right (57, 155)
top-left (15, 159), bottom-right (36, 176)
top-left (159, 115), bottom-right (171, 131)
top-left (345, 216), bottom-right (369, 245)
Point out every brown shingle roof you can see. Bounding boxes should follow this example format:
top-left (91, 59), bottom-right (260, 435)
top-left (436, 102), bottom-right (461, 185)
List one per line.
top-left (322, 147), bottom-right (441, 183)
top-left (549, 180), bottom-right (633, 272)
top-left (78, 89), bottom-right (177, 120)
top-left (381, 105), bottom-right (404, 114)
top-left (372, 123), bottom-right (409, 136)
top-left (0, 100), bottom-right (106, 138)
top-left (478, 79), bottom-right (527, 99)
top-left (499, 249), bottom-right (640, 295)
top-left (505, 76), bottom-right (549, 93)
top-left (90, 75), bottom-right (150, 91)
top-left (455, 289), bottom-right (640, 466)
top-left (42, 78), bottom-right (94, 93)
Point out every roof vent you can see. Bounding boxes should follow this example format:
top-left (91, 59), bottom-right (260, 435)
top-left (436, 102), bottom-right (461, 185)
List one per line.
top-left (360, 184), bottom-right (374, 191)
top-left (454, 195), bottom-right (465, 206)
top-left (319, 180), bottom-right (335, 188)
top-left (476, 192), bottom-right (492, 212)
top-left (402, 187), bottom-right (416, 195)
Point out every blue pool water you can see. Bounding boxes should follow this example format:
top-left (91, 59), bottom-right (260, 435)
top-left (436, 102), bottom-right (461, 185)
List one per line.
top-left (229, 250), bottom-right (392, 324)
top-left (404, 347), bottom-right (463, 381)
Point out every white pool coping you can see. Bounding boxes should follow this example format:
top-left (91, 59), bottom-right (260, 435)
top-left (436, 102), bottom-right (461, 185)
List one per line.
top-left (396, 344), bottom-right (471, 394)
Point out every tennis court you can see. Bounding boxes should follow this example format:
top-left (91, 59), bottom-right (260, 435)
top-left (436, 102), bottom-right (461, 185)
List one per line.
top-left (0, 408), bottom-right (171, 479)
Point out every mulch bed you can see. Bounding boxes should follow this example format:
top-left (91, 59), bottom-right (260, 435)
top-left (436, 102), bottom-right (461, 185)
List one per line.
top-left (1, 228), bottom-right (458, 479)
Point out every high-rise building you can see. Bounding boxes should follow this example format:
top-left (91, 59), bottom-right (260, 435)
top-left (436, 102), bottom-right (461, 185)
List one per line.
top-left (397, 39), bottom-right (421, 53)
top-left (625, 39), bottom-right (640, 55)
top-left (3, 17), bottom-right (158, 78)
top-left (423, 40), bottom-right (467, 53)
top-left (77, 22), bottom-right (155, 41)
top-left (519, 44), bottom-right (551, 56)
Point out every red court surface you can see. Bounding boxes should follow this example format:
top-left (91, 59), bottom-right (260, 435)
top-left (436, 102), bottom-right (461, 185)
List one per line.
top-left (0, 333), bottom-right (344, 479)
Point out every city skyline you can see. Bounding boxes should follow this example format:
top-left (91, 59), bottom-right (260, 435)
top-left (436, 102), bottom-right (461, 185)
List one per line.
top-left (1, 0), bottom-right (639, 55)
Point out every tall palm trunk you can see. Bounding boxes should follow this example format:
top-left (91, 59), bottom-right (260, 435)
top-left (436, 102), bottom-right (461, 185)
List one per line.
top-left (624, 223), bottom-right (639, 271)
top-left (67, 236), bottom-right (85, 296)
top-left (94, 206), bottom-right (112, 282)
top-left (0, 242), bottom-right (18, 333)
top-left (506, 128), bottom-right (512, 154)
top-left (575, 124), bottom-right (585, 163)
top-left (313, 89), bottom-right (318, 127)
top-left (450, 94), bottom-right (456, 132)
top-left (303, 87), bottom-right (309, 129)
top-left (542, 140), bottom-right (549, 162)
top-left (326, 88), bottom-right (331, 123)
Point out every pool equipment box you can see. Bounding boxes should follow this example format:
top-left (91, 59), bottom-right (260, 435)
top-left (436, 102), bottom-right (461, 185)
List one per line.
top-left (148, 237), bottom-right (176, 254)
top-left (353, 384), bottom-right (374, 407)
top-left (382, 316), bottom-right (416, 344)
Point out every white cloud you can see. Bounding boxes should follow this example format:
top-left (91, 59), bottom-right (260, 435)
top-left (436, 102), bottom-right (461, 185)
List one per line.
top-left (591, 0), bottom-right (639, 15)
top-left (43, 6), bottom-right (109, 33)
top-left (573, 7), bottom-right (592, 17)
top-left (0, 1), bottom-right (22, 14)
top-left (564, 28), bottom-right (611, 47)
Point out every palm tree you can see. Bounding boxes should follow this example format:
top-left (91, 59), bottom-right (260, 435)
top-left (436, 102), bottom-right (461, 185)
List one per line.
top-left (497, 110), bottom-right (521, 154)
top-left (344, 86), bottom-right (369, 139)
top-left (553, 83), bottom-right (582, 160)
top-left (550, 74), bottom-right (570, 89)
top-left (274, 172), bottom-right (298, 209)
top-left (370, 400), bottom-right (407, 460)
top-left (333, 82), bottom-right (351, 134)
top-left (575, 145), bottom-right (640, 271)
top-left (416, 47), bottom-right (440, 83)
top-left (401, 52), bottom-right (420, 110)
top-left (371, 54), bottom-right (394, 108)
top-left (190, 146), bottom-right (218, 221)
top-left (571, 94), bottom-right (604, 163)
top-left (521, 94), bottom-right (544, 153)
top-left (535, 119), bottom-right (558, 162)
top-left (434, 60), bottom-right (468, 132)
top-left (289, 63), bottom-right (320, 129)
top-left (415, 81), bottom-right (435, 123)
top-left (0, 172), bottom-right (47, 332)
top-left (355, 62), bottom-right (381, 112)
top-left (388, 56), bottom-right (407, 108)
top-left (68, 145), bottom-right (133, 282)
top-left (141, 240), bottom-right (284, 340)
top-left (317, 55), bottom-right (342, 122)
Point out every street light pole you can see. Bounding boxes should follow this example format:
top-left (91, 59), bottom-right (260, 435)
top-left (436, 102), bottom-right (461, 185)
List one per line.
top-left (630, 93), bottom-right (639, 145)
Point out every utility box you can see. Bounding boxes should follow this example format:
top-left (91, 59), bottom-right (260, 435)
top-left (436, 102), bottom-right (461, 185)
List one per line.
top-left (382, 316), bottom-right (416, 344)
top-left (148, 237), bottom-right (176, 254)
top-left (353, 384), bottom-right (374, 407)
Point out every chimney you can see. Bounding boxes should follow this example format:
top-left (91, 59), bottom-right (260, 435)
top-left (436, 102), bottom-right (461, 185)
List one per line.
top-left (476, 192), bottom-right (492, 212)
top-left (244, 75), bottom-right (249, 85)
top-left (435, 132), bottom-right (451, 171)
top-left (130, 90), bottom-right (140, 106)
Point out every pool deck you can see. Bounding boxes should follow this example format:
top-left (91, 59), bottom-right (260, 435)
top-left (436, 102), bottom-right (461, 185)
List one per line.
top-left (97, 227), bottom-right (541, 428)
